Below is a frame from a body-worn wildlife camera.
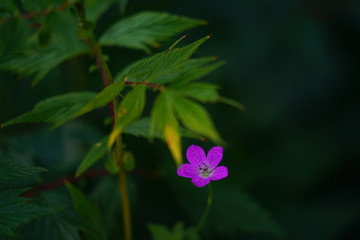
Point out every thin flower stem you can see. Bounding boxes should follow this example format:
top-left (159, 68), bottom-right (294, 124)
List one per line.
top-left (196, 183), bottom-right (213, 232)
top-left (75, 3), bottom-right (132, 240)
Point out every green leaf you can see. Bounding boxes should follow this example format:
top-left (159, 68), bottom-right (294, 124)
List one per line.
top-left (76, 137), bottom-right (109, 177)
top-left (115, 36), bottom-right (210, 85)
top-left (171, 93), bottom-right (222, 144)
top-left (123, 118), bottom-right (202, 140)
top-left (66, 183), bottom-right (107, 240)
top-left (105, 151), bottom-right (119, 174)
top-left (123, 151), bottom-right (135, 171)
top-left (0, 189), bottom-right (50, 236)
top-left (21, 191), bottom-right (82, 240)
top-left (148, 222), bottom-right (184, 240)
top-left (1, 92), bottom-right (96, 129)
top-left (0, 159), bottom-right (46, 183)
top-left (171, 82), bottom-right (219, 103)
top-left (150, 91), bottom-right (183, 164)
top-left (148, 222), bottom-right (200, 240)
top-left (99, 11), bottom-right (205, 53)
top-left (75, 81), bottom-right (125, 118)
top-left (0, 11), bottom-right (89, 85)
top-left (218, 96), bottom-right (246, 111)
top-left (108, 85), bottom-right (146, 147)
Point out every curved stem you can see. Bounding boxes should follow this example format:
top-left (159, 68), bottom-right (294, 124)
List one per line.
top-left (196, 183), bottom-right (213, 232)
top-left (75, 3), bottom-right (132, 240)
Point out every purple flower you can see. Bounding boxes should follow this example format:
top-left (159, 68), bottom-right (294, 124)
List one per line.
top-left (177, 145), bottom-right (228, 187)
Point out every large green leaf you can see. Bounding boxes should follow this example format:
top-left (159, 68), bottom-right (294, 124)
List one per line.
top-left (170, 82), bottom-right (219, 103)
top-left (21, 191), bottom-right (82, 240)
top-left (115, 36), bottom-right (210, 84)
top-left (99, 11), bottom-right (205, 53)
top-left (0, 189), bottom-right (50, 236)
top-left (0, 159), bottom-right (46, 183)
top-left (1, 92), bottom-right (96, 129)
top-left (75, 137), bottom-right (109, 177)
top-left (171, 92), bottom-right (222, 144)
top-left (0, 11), bottom-right (89, 85)
top-left (108, 85), bottom-right (146, 147)
top-left (66, 183), bottom-right (107, 240)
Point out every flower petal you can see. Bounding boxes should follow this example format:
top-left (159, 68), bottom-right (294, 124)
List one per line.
top-left (177, 163), bottom-right (198, 178)
top-left (206, 146), bottom-right (223, 169)
top-left (186, 145), bottom-right (206, 166)
top-left (191, 176), bottom-right (210, 187)
top-left (209, 166), bottom-right (228, 180)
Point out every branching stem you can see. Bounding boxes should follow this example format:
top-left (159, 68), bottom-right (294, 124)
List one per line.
top-left (75, 3), bottom-right (132, 240)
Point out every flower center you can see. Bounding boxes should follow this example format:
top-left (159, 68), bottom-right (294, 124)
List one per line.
top-left (198, 163), bottom-right (213, 178)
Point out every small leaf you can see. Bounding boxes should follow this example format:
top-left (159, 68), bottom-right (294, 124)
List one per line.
top-left (76, 137), bottom-right (109, 177)
top-left (123, 118), bottom-right (202, 140)
top-left (164, 122), bottom-right (182, 166)
top-left (218, 96), bottom-right (246, 111)
top-left (1, 92), bottom-right (96, 129)
top-left (65, 183), bottom-right (107, 240)
top-left (108, 85), bottom-right (146, 147)
top-left (123, 151), bottom-right (135, 171)
top-left (105, 151), bottom-right (119, 174)
top-left (172, 93), bottom-right (222, 144)
top-left (150, 92), bottom-right (183, 164)
top-left (99, 11), bottom-right (205, 53)
top-left (0, 159), bottom-right (47, 183)
top-left (75, 81), bottom-right (125, 118)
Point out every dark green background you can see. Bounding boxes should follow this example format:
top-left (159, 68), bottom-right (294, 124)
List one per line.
top-left (1, 0), bottom-right (360, 239)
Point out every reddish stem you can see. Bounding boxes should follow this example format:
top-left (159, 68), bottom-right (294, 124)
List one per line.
top-left (124, 79), bottom-right (164, 91)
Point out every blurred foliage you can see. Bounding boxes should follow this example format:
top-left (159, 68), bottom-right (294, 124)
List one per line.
top-left (1, 0), bottom-right (360, 240)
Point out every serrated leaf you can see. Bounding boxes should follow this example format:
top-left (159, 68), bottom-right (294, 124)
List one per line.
top-left (115, 36), bottom-right (210, 84)
top-left (0, 189), bottom-right (50, 236)
top-left (0, 159), bottom-right (47, 183)
top-left (66, 183), bottom-right (107, 240)
top-left (75, 81), bottom-right (125, 118)
top-left (0, 11), bottom-right (89, 85)
top-left (172, 93), bottom-right (222, 144)
top-left (171, 82), bottom-right (219, 103)
top-left (150, 92), bottom-right (182, 164)
top-left (76, 136), bottom-right (108, 177)
top-left (108, 85), bottom-right (146, 147)
top-left (1, 92), bottom-right (96, 129)
top-left (123, 117), bottom-right (202, 140)
top-left (99, 11), bottom-right (205, 53)
top-left (21, 190), bottom-right (82, 240)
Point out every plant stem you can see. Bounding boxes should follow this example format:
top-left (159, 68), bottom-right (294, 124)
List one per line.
top-left (75, 3), bottom-right (132, 240)
top-left (196, 183), bottom-right (213, 232)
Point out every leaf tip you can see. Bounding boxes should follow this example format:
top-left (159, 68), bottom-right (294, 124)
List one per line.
top-left (207, 34), bottom-right (213, 38)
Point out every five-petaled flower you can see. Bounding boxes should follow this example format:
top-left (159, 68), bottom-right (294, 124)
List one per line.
top-left (177, 145), bottom-right (228, 187)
